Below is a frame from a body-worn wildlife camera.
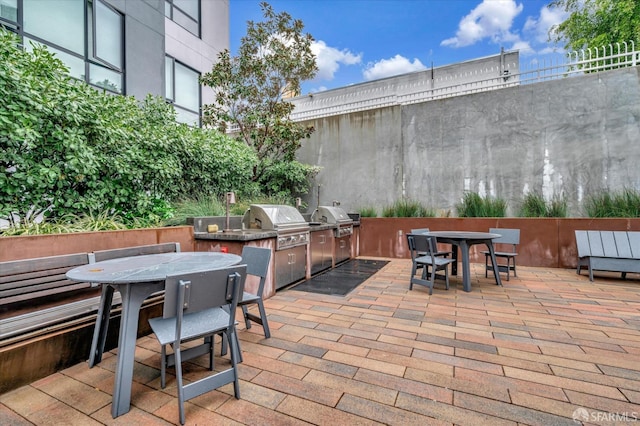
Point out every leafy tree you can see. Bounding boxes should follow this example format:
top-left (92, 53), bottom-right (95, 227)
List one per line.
top-left (200, 1), bottom-right (319, 192)
top-left (549, 0), bottom-right (640, 51)
top-left (0, 29), bottom-right (256, 227)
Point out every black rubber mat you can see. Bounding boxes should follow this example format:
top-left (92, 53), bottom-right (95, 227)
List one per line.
top-left (291, 259), bottom-right (389, 296)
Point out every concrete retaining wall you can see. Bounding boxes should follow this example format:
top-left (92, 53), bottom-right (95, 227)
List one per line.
top-left (297, 67), bottom-right (640, 217)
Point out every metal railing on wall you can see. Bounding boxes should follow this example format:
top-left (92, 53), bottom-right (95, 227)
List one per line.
top-left (226, 41), bottom-right (639, 131)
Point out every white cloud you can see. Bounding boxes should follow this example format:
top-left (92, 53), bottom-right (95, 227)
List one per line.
top-left (524, 5), bottom-right (568, 44)
top-left (441, 0), bottom-right (523, 48)
top-left (363, 55), bottom-right (427, 81)
top-left (311, 40), bottom-right (362, 81)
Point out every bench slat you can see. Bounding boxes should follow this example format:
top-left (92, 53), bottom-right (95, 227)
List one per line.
top-left (586, 231), bottom-right (604, 257)
top-left (600, 231), bottom-right (619, 257)
top-left (575, 231), bottom-right (591, 258)
top-left (613, 231), bottom-right (633, 258)
top-left (629, 232), bottom-right (640, 258)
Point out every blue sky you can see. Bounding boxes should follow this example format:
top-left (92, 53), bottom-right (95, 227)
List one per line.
top-left (230, 0), bottom-right (568, 94)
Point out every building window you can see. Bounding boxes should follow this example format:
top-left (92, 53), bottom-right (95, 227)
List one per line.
top-left (165, 56), bottom-right (201, 126)
top-left (165, 0), bottom-right (199, 37)
top-left (17, 0), bottom-right (124, 94)
top-left (0, 0), bottom-right (18, 27)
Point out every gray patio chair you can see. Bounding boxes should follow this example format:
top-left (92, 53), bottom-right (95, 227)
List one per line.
top-left (407, 233), bottom-right (455, 295)
top-left (483, 228), bottom-right (520, 281)
top-left (410, 228), bottom-right (453, 258)
top-left (238, 246), bottom-right (272, 337)
top-left (149, 265), bottom-right (246, 425)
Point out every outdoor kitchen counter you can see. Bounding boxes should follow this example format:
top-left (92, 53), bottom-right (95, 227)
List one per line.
top-left (194, 229), bottom-right (276, 241)
top-left (193, 223), bottom-right (343, 240)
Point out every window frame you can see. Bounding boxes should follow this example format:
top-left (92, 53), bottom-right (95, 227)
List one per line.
top-left (165, 55), bottom-right (201, 127)
top-left (165, 0), bottom-right (200, 38)
top-left (8, 0), bottom-right (125, 94)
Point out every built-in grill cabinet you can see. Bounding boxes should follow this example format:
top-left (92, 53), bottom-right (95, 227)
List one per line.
top-left (243, 204), bottom-right (309, 289)
top-left (310, 228), bottom-right (333, 274)
top-left (311, 206), bottom-right (354, 266)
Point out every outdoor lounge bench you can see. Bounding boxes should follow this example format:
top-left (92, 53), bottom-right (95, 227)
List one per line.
top-left (0, 242), bottom-right (181, 344)
top-left (575, 230), bottom-right (640, 281)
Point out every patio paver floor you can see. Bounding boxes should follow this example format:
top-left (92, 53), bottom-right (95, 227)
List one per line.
top-left (1, 259), bottom-right (640, 425)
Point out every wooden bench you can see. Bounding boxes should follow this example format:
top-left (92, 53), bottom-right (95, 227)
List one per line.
top-left (0, 242), bottom-right (181, 344)
top-left (575, 230), bottom-right (640, 281)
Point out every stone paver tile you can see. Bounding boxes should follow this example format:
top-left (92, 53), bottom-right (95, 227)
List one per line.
top-left (151, 398), bottom-right (240, 426)
top-left (277, 395), bottom-right (382, 425)
top-left (339, 335), bottom-right (413, 357)
top-left (241, 351), bottom-right (310, 379)
top-left (453, 391), bottom-right (576, 425)
top-left (92, 404), bottom-right (173, 426)
top-left (237, 340), bottom-right (287, 359)
top-left (298, 336), bottom-right (370, 357)
top-left (278, 351), bottom-right (358, 378)
top-left (395, 392), bottom-right (516, 426)
top-left (0, 385), bottom-right (101, 426)
top-left (252, 370), bottom-right (343, 407)
top-left (336, 393), bottom-right (448, 426)
top-left (261, 337), bottom-right (328, 358)
top-left (0, 402), bottom-right (33, 426)
top-left (503, 366), bottom-right (626, 400)
top-left (60, 361), bottom-right (115, 389)
top-left (563, 389), bottom-right (640, 415)
top-left (303, 369), bottom-right (398, 405)
top-left (216, 397), bottom-right (310, 425)
top-left (509, 390), bottom-right (580, 419)
top-left (454, 368), bottom-right (568, 402)
top-left (217, 380), bottom-right (285, 410)
top-left (267, 314), bottom-right (319, 329)
top-left (621, 388), bottom-right (640, 404)
top-left (377, 334), bottom-right (454, 356)
top-left (405, 367), bottom-right (510, 403)
top-left (454, 347), bottom-right (552, 374)
top-left (496, 347), bottom-right (601, 373)
top-left (323, 350), bottom-right (405, 377)
top-left (276, 324), bottom-right (341, 342)
top-left (367, 347), bottom-right (453, 376)
top-left (550, 365), bottom-right (640, 392)
top-left (412, 348), bottom-right (504, 375)
top-left (31, 373), bottom-right (111, 415)
top-left (130, 381), bottom-right (182, 413)
top-left (354, 368), bottom-right (452, 403)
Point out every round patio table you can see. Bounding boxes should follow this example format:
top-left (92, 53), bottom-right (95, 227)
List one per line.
top-left (423, 231), bottom-right (503, 292)
top-left (66, 251), bottom-right (242, 418)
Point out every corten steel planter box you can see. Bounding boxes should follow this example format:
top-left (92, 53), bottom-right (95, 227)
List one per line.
top-left (0, 226), bottom-right (194, 394)
top-left (0, 226), bottom-right (195, 262)
top-left (358, 217), bottom-right (640, 269)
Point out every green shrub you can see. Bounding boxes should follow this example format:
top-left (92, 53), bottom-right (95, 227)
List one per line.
top-left (547, 196), bottom-right (568, 218)
top-left (381, 200), bottom-right (435, 217)
top-left (519, 192), bottom-right (567, 217)
top-left (456, 192), bottom-right (506, 217)
top-left (585, 188), bottom-right (640, 217)
top-left (0, 29), bottom-right (258, 229)
top-left (358, 207), bottom-right (377, 218)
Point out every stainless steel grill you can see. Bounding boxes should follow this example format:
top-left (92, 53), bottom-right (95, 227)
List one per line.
top-left (312, 206), bottom-right (354, 265)
top-left (242, 204), bottom-right (310, 289)
top-left (242, 204), bottom-right (310, 250)
top-left (311, 206), bottom-right (354, 237)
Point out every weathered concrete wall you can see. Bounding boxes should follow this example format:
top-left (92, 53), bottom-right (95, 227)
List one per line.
top-left (297, 67), bottom-right (640, 216)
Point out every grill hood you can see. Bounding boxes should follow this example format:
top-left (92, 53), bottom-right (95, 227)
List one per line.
top-left (242, 204), bottom-right (309, 231)
top-left (312, 206), bottom-right (353, 225)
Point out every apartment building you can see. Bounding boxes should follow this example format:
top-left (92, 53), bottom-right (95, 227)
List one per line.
top-left (0, 0), bottom-right (229, 125)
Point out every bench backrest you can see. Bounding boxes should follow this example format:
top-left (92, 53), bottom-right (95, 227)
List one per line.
top-left (0, 253), bottom-right (91, 306)
top-left (90, 242), bottom-right (181, 263)
top-left (575, 230), bottom-right (640, 258)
